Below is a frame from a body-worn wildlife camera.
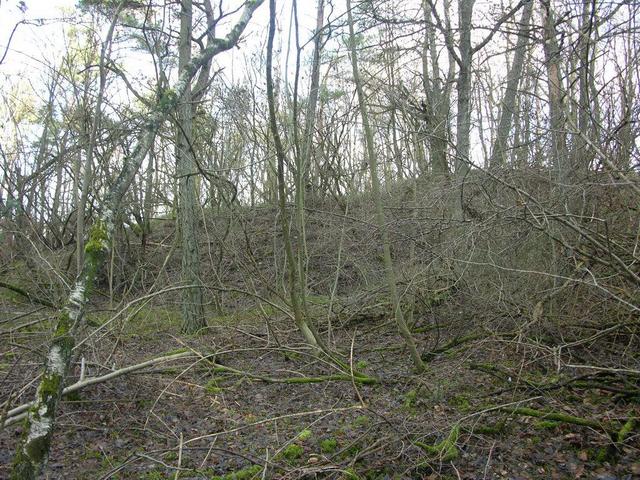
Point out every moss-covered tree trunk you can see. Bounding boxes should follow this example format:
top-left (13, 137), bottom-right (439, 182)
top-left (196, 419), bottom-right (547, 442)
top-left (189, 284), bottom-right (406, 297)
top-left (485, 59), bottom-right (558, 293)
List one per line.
top-left (10, 3), bottom-right (264, 477)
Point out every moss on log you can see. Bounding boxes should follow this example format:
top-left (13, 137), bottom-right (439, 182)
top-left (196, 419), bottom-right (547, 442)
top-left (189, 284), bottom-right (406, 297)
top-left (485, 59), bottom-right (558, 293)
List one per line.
top-left (502, 406), bottom-right (604, 430)
top-left (209, 362), bottom-right (377, 385)
top-left (415, 424), bottom-right (460, 461)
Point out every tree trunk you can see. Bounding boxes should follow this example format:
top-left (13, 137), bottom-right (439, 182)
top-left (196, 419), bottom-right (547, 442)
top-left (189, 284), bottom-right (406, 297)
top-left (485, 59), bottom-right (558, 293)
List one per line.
top-left (295, 0), bottom-right (325, 312)
top-left (455, 0), bottom-right (474, 176)
top-left (266, 0), bottom-right (320, 352)
top-left (422, 0), bottom-right (451, 176)
top-left (572, 0), bottom-right (597, 174)
top-left (346, 0), bottom-right (425, 372)
top-left (76, 9), bottom-right (120, 274)
top-left (489, 0), bottom-right (533, 169)
top-left (177, 0), bottom-right (206, 333)
top-left (541, 0), bottom-right (568, 183)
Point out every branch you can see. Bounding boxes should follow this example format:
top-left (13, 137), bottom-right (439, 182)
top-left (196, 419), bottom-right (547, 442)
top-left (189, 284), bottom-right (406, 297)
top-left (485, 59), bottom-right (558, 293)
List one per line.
top-left (423, 0), bottom-right (461, 66)
top-left (2, 351), bottom-right (194, 428)
top-left (0, 281), bottom-right (56, 308)
top-left (472, 0), bottom-right (529, 54)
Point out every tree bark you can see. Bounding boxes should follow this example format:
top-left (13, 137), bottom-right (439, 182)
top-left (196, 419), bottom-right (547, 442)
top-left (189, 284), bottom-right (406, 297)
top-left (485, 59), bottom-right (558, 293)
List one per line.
top-left (177, 0), bottom-right (206, 333)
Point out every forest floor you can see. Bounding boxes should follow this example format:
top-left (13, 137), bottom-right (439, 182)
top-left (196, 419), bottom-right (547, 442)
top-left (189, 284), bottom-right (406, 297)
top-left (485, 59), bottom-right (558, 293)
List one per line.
top-left (1, 294), bottom-right (638, 480)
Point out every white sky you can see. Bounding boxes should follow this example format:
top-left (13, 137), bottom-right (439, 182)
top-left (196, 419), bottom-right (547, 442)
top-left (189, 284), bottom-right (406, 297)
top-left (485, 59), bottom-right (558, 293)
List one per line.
top-left (0, 0), bottom-right (77, 70)
top-left (0, 0), bottom-right (329, 119)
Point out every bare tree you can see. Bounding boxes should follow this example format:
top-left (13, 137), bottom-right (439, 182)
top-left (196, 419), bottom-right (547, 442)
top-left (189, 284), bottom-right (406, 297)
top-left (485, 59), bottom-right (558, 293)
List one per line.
top-left (10, 2), bottom-right (264, 476)
top-left (346, 0), bottom-right (425, 372)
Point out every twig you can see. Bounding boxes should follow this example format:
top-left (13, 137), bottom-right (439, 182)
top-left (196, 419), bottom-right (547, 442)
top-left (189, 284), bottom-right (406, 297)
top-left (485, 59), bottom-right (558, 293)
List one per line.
top-left (566, 364), bottom-right (640, 375)
top-left (184, 405), bottom-right (364, 446)
top-left (174, 433), bottom-right (183, 480)
top-left (0, 281), bottom-right (56, 308)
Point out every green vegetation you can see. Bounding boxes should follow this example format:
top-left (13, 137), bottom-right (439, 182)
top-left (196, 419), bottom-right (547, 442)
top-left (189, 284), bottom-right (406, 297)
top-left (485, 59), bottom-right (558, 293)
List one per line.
top-left (353, 415), bottom-right (371, 427)
top-left (616, 417), bottom-right (636, 443)
top-left (163, 451), bottom-right (178, 462)
top-left (403, 389), bottom-right (418, 409)
top-left (158, 88), bottom-right (178, 113)
top-left (204, 379), bottom-right (223, 395)
top-left (207, 464), bottom-right (262, 480)
top-left (534, 420), bottom-right (560, 429)
top-left (449, 394), bottom-right (471, 412)
top-left (140, 470), bottom-right (165, 480)
top-left (471, 421), bottom-right (507, 435)
top-left (416, 424), bottom-right (460, 462)
top-left (84, 220), bottom-right (109, 259)
top-left (320, 438), bottom-right (338, 454)
top-left (281, 444), bottom-right (304, 461)
top-left (340, 467), bottom-right (360, 479)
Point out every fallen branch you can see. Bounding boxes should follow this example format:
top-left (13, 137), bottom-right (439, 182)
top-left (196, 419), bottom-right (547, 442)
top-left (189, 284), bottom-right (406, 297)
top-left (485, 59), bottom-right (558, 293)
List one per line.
top-left (0, 281), bottom-right (56, 308)
top-left (422, 332), bottom-right (489, 361)
top-left (470, 362), bottom-right (544, 390)
top-left (2, 350), bottom-right (194, 428)
top-left (501, 406), bottom-right (604, 430)
top-left (500, 405), bottom-right (638, 461)
top-left (208, 362), bottom-right (377, 385)
top-left (471, 363), bottom-right (640, 398)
